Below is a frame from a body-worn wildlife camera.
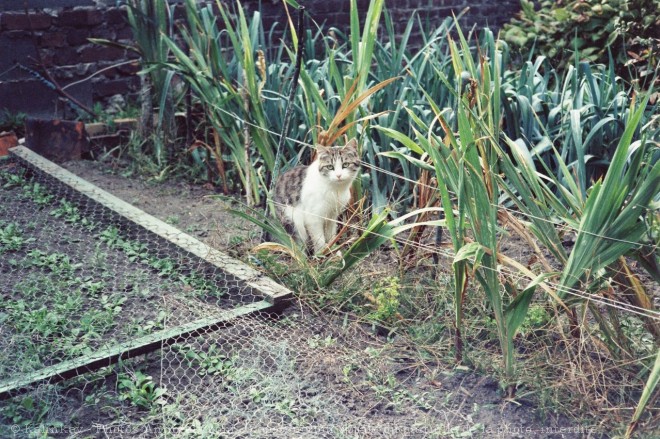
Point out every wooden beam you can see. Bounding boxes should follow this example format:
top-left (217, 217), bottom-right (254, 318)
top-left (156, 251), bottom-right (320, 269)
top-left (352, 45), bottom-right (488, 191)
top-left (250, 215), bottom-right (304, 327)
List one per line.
top-left (9, 146), bottom-right (292, 304)
top-left (0, 300), bottom-right (274, 400)
top-left (1, 147), bottom-right (294, 400)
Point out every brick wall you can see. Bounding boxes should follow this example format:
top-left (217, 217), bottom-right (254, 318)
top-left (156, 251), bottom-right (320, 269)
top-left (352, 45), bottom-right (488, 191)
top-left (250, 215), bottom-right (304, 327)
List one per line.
top-left (0, 0), bottom-right (521, 118)
top-left (0, 1), bottom-right (140, 118)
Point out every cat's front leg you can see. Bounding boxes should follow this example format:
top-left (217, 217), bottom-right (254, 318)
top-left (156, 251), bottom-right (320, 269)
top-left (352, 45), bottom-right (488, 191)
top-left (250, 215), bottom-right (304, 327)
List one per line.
top-left (307, 218), bottom-right (328, 254)
top-left (323, 218), bottom-right (338, 243)
top-left (291, 208), bottom-right (309, 244)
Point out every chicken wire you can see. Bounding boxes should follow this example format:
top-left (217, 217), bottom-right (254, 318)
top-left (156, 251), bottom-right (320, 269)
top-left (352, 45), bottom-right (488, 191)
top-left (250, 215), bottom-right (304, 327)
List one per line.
top-left (155, 311), bottom-right (447, 439)
top-left (0, 147), bottom-right (287, 437)
top-left (0, 148), bottom-right (510, 439)
top-left (4, 303), bottom-right (465, 439)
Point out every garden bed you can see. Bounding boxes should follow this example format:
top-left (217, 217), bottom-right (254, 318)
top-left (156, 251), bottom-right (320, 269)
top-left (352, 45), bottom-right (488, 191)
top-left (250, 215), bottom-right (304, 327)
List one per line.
top-left (0, 156), bottom-right (608, 438)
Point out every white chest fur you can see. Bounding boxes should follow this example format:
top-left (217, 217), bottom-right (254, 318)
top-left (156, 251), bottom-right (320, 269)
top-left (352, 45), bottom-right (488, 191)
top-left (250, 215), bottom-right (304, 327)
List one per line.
top-left (299, 162), bottom-right (352, 217)
top-left (283, 161), bottom-right (356, 253)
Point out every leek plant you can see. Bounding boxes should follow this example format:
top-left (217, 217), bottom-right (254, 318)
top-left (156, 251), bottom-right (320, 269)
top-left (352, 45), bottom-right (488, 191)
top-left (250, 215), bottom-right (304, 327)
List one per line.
top-left (497, 81), bottom-right (660, 434)
top-left (91, 0), bottom-right (178, 168)
top-left (501, 55), bottom-right (640, 203)
top-left (378, 20), bottom-right (659, 398)
top-left (378, 25), bottom-right (541, 394)
top-left (148, 0), bottom-right (659, 426)
top-left (163, 0), bottom-right (276, 205)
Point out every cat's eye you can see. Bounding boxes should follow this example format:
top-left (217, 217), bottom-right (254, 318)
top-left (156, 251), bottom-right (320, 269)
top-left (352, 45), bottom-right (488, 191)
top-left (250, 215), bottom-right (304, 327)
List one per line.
top-left (342, 163), bottom-right (352, 169)
top-left (321, 165), bottom-right (333, 171)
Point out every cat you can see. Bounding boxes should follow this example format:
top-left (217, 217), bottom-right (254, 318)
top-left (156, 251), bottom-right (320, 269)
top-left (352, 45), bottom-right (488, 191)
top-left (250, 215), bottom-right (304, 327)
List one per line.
top-left (274, 138), bottom-right (360, 254)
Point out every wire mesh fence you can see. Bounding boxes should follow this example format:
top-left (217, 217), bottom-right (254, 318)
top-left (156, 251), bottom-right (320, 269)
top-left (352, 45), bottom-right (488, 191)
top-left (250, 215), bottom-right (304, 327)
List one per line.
top-left (1, 146), bottom-right (639, 437)
top-left (0, 147), bottom-right (517, 439)
top-left (156, 311), bottom-right (446, 439)
top-left (0, 148), bottom-right (297, 437)
top-left (3, 306), bottom-right (468, 438)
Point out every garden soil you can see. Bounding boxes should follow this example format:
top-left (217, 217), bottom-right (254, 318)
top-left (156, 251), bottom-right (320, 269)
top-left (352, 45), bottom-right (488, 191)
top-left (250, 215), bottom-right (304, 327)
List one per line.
top-left (11, 158), bottom-right (603, 439)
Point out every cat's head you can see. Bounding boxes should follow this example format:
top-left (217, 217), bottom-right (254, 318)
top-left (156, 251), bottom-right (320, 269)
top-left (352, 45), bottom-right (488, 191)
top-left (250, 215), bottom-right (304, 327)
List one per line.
top-left (316, 138), bottom-right (360, 184)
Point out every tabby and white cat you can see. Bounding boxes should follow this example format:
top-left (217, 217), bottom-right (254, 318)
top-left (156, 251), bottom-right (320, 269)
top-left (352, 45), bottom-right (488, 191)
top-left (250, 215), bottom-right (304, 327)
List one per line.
top-left (274, 138), bottom-right (360, 254)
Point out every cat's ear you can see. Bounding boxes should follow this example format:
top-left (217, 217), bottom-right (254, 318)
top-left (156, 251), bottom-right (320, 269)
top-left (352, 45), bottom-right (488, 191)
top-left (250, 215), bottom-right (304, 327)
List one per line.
top-left (316, 145), bottom-right (330, 154)
top-left (344, 138), bottom-right (358, 150)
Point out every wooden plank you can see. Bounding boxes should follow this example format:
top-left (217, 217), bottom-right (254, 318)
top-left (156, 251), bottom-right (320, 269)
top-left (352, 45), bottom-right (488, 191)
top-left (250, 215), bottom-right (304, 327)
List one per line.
top-left (1, 147), bottom-right (293, 400)
top-left (0, 300), bottom-right (274, 400)
top-left (9, 146), bottom-right (292, 304)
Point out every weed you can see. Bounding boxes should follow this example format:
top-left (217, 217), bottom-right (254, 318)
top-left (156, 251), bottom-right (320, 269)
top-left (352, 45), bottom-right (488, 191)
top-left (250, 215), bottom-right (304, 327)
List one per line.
top-left (228, 234), bottom-right (246, 248)
top-left (78, 278), bottom-right (106, 295)
top-left (14, 273), bottom-right (59, 300)
top-left (21, 181), bottom-right (55, 206)
top-left (173, 344), bottom-right (238, 378)
top-left (0, 395), bottom-right (59, 430)
top-left (100, 293), bottom-right (127, 315)
top-left (122, 240), bottom-right (150, 262)
top-left (367, 276), bottom-right (401, 323)
top-left (98, 225), bottom-right (122, 247)
top-left (128, 310), bottom-right (167, 336)
top-left (6, 301), bottom-right (68, 341)
top-left (448, 423), bottom-right (485, 438)
top-left (0, 168), bottom-right (25, 189)
top-left (342, 363), bottom-right (359, 382)
top-left (99, 226), bottom-right (180, 276)
top-left (0, 108), bottom-right (27, 137)
top-left (117, 370), bottom-right (167, 410)
top-left (306, 334), bottom-right (337, 349)
top-left (50, 199), bottom-right (82, 223)
top-left (147, 256), bottom-right (177, 277)
top-left (165, 215), bottom-right (180, 225)
top-left (77, 308), bottom-right (116, 341)
top-left (0, 221), bottom-right (35, 253)
top-left (518, 304), bottom-right (551, 336)
top-left (179, 273), bottom-right (221, 298)
top-left (22, 250), bottom-right (81, 276)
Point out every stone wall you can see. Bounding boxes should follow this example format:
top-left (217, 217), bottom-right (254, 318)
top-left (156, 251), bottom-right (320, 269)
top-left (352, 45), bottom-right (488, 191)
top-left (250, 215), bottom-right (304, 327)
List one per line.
top-left (0, 0), bottom-right (521, 118)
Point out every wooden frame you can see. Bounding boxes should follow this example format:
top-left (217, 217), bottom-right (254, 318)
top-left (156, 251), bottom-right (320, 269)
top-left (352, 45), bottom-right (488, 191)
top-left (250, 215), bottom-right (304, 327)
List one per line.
top-left (0, 146), bottom-right (292, 399)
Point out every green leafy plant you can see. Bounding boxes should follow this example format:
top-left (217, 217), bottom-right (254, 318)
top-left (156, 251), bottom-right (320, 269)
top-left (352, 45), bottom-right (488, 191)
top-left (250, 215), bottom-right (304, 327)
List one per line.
top-left (117, 370), bottom-right (167, 410)
top-left (173, 344), bottom-right (238, 378)
top-left (179, 272), bottom-right (221, 298)
top-left (21, 182), bottom-right (55, 206)
top-left (0, 108), bottom-right (27, 138)
top-left (23, 250), bottom-right (81, 275)
top-left (0, 395), bottom-right (57, 430)
top-left (367, 276), bottom-right (401, 323)
top-left (0, 221), bottom-right (34, 253)
top-left (0, 168), bottom-right (25, 189)
top-left (50, 199), bottom-right (82, 223)
top-left (503, 0), bottom-right (660, 87)
top-left (306, 334), bottom-right (337, 349)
